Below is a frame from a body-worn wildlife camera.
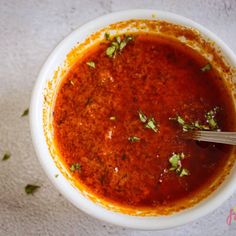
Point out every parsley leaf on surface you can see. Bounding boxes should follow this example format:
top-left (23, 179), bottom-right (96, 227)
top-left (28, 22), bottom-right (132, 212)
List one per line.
top-left (106, 35), bottom-right (133, 58)
top-left (169, 152), bottom-right (189, 177)
top-left (25, 184), bottom-right (40, 195)
top-left (201, 63), bottom-right (212, 72)
top-left (21, 108), bottom-right (29, 117)
top-left (138, 110), bottom-right (159, 133)
top-left (86, 61), bottom-right (96, 68)
top-left (2, 152), bottom-right (11, 161)
top-left (128, 136), bottom-right (141, 142)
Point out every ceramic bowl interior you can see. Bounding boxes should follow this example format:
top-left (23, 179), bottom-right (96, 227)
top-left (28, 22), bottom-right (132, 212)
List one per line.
top-left (30, 9), bottom-right (236, 230)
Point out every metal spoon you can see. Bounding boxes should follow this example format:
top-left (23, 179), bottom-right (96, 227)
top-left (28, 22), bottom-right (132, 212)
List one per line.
top-left (183, 131), bottom-right (236, 145)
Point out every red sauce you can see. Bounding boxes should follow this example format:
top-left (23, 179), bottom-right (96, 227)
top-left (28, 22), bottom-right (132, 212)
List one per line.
top-left (53, 34), bottom-right (234, 208)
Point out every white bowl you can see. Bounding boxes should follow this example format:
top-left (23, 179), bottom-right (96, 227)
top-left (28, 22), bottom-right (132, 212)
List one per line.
top-left (30, 9), bottom-right (236, 230)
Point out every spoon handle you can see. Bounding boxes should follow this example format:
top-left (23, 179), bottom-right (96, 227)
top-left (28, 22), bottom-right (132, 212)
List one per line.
top-left (183, 131), bottom-right (236, 145)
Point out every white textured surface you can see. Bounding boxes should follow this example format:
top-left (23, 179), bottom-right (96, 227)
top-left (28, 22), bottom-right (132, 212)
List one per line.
top-left (0, 0), bottom-right (236, 235)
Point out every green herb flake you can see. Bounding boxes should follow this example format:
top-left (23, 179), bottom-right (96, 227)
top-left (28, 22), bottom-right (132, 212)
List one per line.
top-left (128, 136), bottom-right (140, 142)
top-left (169, 116), bottom-right (186, 127)
top-left (86, 61), bottom-right (96, 68)
top-left (21, 108), bottom-right (29, 117)
top-left (201, 63), bottom-right (212, 72)
top-left (169, 153), bottom-right (181, 170)
top-left (70, 163), bottom-right (81, 172)
top-left (170, 115), bottom-right (192, 131)
top-left (115, 36), bottom-right (121, 44)
top-left (2, 152), bottom-right (11, 161)
top-left (25, 184), bottom-right (40, 195)
top-left (126, 36), bottom-right (133, 41)
top-left (145, 117), bottom-right (158, 132)
top-left (179, 168), bottom-right (189, 177)
top-left (106, 35), bottom-right (133, 58)
top-left (170, 106), bottom-right (220, 132)
top-left (120, 35), bottom-right (133, 50)
top-left (55, 174), bottom-right (59, 178)
top-left (169, 152), bottom-right (189, 177)
top-left (70, 164), bottom-right (75, 172)
top-left (138, 110), bottom-right (159, 133)
top-left (119, 41), bottom-right (127, 51)
top-left (109, 116), bottom-right (116, 121)
top-left (75, 163), bottom-right (81, 170)
top-left (176, 116), bottom-right (185, 125)
top-left (205, 107), bottom-right (219, 130)
top-left (104, 32), bottom-right (110, 40)
top-left (111, 41), bottom-right (119, 48)
top-left (106, 45), bottom-right (117, 58)
top-left (138, 110), bottom-right (147, 123)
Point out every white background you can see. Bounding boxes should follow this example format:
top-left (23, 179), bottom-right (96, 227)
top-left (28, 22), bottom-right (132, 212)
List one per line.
top-left (0, 0), bottom-right (236, 235)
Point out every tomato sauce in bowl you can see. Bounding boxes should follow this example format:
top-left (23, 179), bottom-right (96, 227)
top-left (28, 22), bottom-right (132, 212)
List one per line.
top-left (52, 33), bottom-right (235, 211)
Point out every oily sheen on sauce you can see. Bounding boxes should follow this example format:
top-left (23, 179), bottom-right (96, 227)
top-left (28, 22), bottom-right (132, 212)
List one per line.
top-left (53, 33), bottom-right (234, 209)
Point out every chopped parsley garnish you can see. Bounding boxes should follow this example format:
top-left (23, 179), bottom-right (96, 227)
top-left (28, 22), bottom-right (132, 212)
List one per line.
top-left (179, 168), bottom-right (189, 177)
top-left (55, 174), bottom-right (59, 178)
top-left (201, 63), bottom-right (212, 72)
top-left (205, 107), bottom-right (219, 130)
top-left (169, 116), bottom-right (195, 131)
top-left (25, 184), bottom-right (40, 195)
top-left (106, 44), bottom-right (117, 58)
top-left (86, 61), bottom-right (96, 68)
top-left (169, 152), bottom-right (184, 171)
top-left (138, 110), bottom-right (147, 123)
top-left (70, 163), bottom-right (81, 172)
top-left (109, 116), bottom-right (116, 121)
top-left (70, 165), bottom-right (75, 172)
top-left (138, 110), bottom-right (159, 133)
top-left (115, 36), bottom-right (121, 44)
top-left (119, 36), bottom-right (133, 50)
top-left (106, 35), bottom-right (133, 58)
top-left (169, 107), bottom-right (219, 131)
top-left (104, 32), bottom-right (110, 40)
top-left (175, 116), bottom-right (185, 126)
top-left (75, 163), bottom-right (81, 170)
top-left (21, 108), bottom-right (29, 117)
top-left (169, 152), bottom-right (189, 177)
top-left (145, 117), bottom-right (158, 132)
top-left (191, 121), bottom-right (210, 131)
top-left (128, 136), bottom-right (140, 142)
top-left (2, 152), bottom-right (11, 161)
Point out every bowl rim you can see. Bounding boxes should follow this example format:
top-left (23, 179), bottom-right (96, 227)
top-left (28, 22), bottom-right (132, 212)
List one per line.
top-left (30, 9), bottom-right (236, 230)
